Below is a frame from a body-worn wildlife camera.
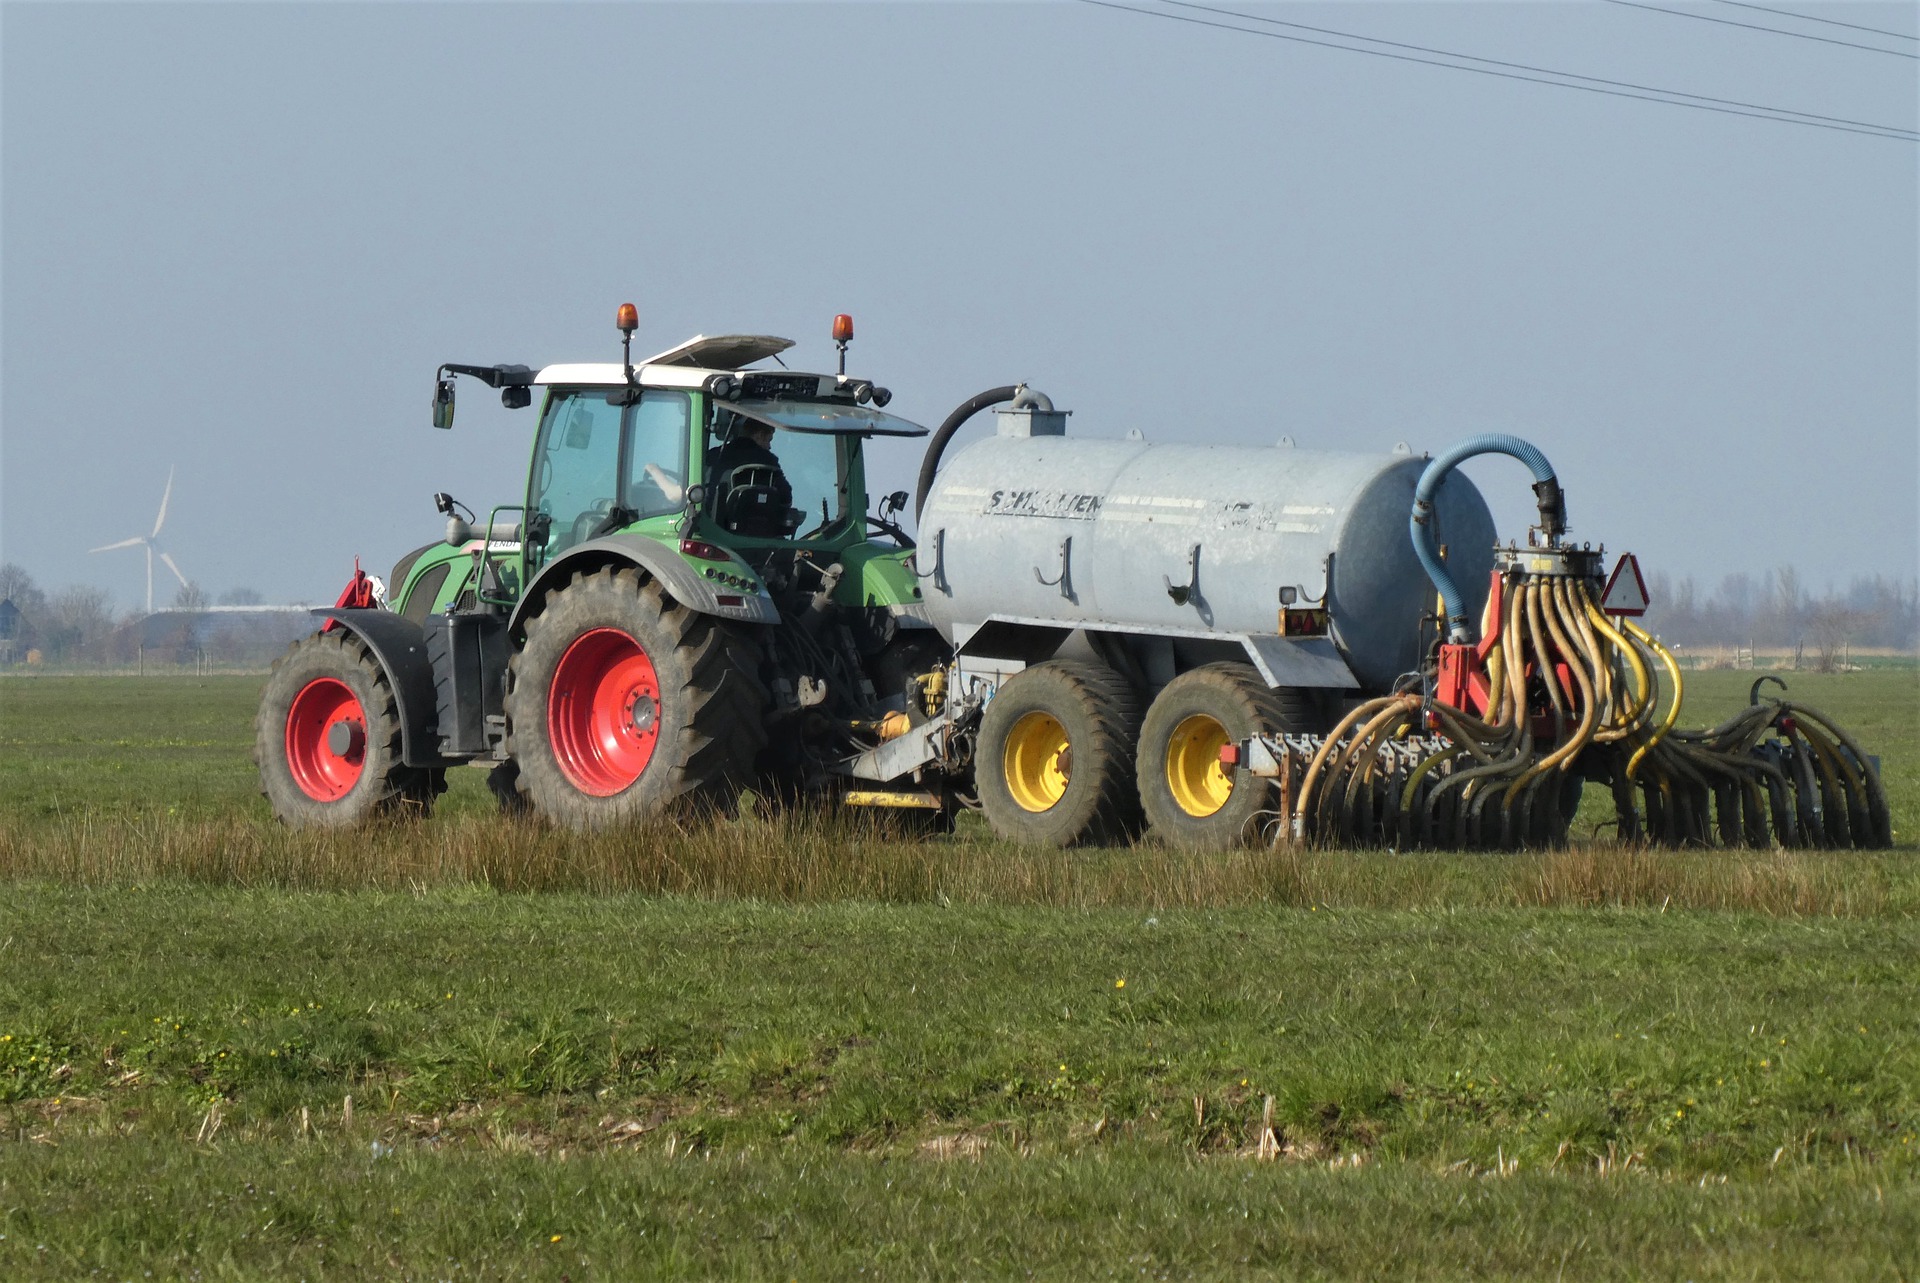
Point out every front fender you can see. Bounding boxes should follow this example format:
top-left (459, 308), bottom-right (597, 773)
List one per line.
top-left (509, 533), bottom-right (780, 633)
top-left (310, 608), bottom-right (455, 767)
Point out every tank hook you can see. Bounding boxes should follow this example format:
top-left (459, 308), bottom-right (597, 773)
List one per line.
top-left (1164, 544), bottom-right (1202, 607)
top-left (1034, 536), bottom-right (1073, 598)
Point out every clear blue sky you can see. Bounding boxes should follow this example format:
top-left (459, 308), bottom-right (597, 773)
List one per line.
top-left (4, 1), bottom-right (1914, 609)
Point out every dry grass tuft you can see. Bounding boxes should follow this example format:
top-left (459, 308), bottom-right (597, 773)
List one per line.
top-left (0, 808), bottom-right (1906, 916)
top-left (1516, 844), bottom-right (1889, 916)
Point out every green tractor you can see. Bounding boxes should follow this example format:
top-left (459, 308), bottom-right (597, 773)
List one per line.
top-left (256, 307), bottom-right (950, 829)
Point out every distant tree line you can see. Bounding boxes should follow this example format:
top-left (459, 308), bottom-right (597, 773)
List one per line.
top-left (0, 563), bottom-right (306, 668)
top-left (1642, 568), bottom-right (1918, 667)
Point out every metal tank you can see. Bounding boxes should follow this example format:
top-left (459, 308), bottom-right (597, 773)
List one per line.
top-left (917, 410), bottom-right (1497, 693)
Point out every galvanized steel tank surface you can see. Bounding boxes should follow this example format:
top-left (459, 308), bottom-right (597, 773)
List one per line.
top-left (918, 435), bottom-right (1497, 693)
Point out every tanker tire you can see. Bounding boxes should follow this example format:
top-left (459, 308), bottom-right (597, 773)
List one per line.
top-left (504, 566), bottom-right (767, 830)
top-left (975, 660), bottom-right (1143, 848)
top-left (1137, 663), bottom-right (1314, 850)
top-left (255, 629), bottom-right (446, 828)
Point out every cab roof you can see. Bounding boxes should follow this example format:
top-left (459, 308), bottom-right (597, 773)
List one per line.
top-left (535, 333), bottom-right (795, 388)
top-left (532, 334), bottom-right (928, 437)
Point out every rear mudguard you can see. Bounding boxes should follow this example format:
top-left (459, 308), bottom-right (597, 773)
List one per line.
top-left (309, 608), bottom-right (456, 768)
top-left (509, 533), bottom-right (780, 634)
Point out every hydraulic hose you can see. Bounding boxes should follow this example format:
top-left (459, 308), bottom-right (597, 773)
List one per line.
top-left (1622, 619), bottom-right (1684, 780)
top-left (914, 384), bottom-right (1027, 522)
top-left (1410, 434), bottom-right (1565, 642)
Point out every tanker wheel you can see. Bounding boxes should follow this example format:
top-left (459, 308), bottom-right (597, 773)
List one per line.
top-left (255, 630), bottom-right (445, 828)
top-left (1137, 663), bottom-right (1323, 850)
top-left (975, 661), bottom-right (1142, 847)
top-left (504, 565), bottom-right (767, 830)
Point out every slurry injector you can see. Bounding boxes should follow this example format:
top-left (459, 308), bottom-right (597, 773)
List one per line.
top-left (1234, 437), bottom-right (1892, 850)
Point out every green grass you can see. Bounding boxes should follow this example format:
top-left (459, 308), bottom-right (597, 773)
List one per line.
top-left (0, 666), bottom-right (1917, 1278)
top-left (4, 888), bottom-right (1919, 1278)
top-left (10, 1143), bottom-right (1916, 1280)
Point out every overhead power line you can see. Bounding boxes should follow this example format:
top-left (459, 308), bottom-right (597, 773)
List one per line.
top-left (1604, 0), bottom-right (1920, 59)
top-left (1153, 0), bottom-right (1915, 136)
top-left (1708, 0), bottom-right (1919, 43)
top-left (1074, 0), bottom-right (1918, 142)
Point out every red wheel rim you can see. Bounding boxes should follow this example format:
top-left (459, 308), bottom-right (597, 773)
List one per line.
top-left (548, 627), bottom-right (662, 797)
top-left (284, 677), bottom-right (367, 801)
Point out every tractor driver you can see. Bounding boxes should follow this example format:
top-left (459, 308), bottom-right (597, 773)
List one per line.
top-left (707, 415), bottom-right (795, 537)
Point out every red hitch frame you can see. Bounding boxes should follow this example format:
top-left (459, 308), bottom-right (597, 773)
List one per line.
top-left (320, 558), bottom-right (376, 632)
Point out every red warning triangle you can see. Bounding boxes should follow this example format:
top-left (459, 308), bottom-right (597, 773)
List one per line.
top-left (1601, 553), bottom-right (1650, 616)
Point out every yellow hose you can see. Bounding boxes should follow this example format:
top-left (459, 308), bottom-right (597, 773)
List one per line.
top-left (1623, 619), bottom-right (1683, 780)
top-left (1558, 579), bottom-right (1613, 729)
top-left (1583, 592), bottom-right (1653, 739)
top-left (1294, 696), bottom-right (1410, 828)
top-left (1398, 703), bottom-right (1502, 813)
top-left (1523, 583), bottom-right (1568, 735)
top-left (1507, 582), bottom-right (1600, 806)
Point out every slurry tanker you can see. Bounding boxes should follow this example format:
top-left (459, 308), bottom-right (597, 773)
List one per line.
top-left (257, 307), bottom-right (1888, 851)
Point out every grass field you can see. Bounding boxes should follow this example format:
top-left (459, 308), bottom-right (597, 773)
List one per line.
top-left (1, 667), bottom-right (1917, 1278)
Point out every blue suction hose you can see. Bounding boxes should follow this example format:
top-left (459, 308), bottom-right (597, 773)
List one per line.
top-left (1410, 434), bottom-right (1566, 642)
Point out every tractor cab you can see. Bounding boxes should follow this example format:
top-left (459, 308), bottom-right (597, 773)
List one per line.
top-left (519, 348), bottom-right (926, 579)
top-left (404, 311), bottom-right (930, 629)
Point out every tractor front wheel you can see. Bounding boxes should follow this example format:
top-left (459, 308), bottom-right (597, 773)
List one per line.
top-left (255, 630), bottom-right (444, 827)
top-left (504, 566), bottom-right (767, 830)
top-left (974, 661), bottom-right (1142, 847)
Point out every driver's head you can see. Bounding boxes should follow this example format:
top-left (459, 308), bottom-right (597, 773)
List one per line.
top-left (743, 421), bottom-right (775, 450)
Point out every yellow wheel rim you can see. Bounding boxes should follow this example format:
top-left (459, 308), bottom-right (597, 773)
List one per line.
top-left (1004, 711), bottom-right (1072, 812)
top-left (1166, 713), bottom-right (1233, 818)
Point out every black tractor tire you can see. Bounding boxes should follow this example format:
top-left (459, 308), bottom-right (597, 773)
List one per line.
top-left (1137, 663), bottom-right (1323, 850)
top-left (504, 566), bottom-right (767, 830)
top-left (974, 660), bottom-right (1143, 848)
top-left (255, 629), bottom-right (445, 828)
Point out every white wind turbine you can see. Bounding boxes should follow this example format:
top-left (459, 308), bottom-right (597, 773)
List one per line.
top-left (90, 467), bottom-right (190, 614)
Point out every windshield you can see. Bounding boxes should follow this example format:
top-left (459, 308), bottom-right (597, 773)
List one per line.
top-left (529, 389), bottom-right (690, 563)
top-left (707, 407), bottom-right (848, 540)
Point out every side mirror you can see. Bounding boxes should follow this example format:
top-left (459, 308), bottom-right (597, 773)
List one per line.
top-left (432, 378), bottom-right (456, 430)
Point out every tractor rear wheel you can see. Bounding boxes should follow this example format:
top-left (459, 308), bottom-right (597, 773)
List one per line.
top-left (504, 566), bottom-right (767, 830)
top-left (1137, 663), bottom-right (1321, 849)
top-left (255, 630), bottom-right (445, 827)
top-left (975, 661), bottom-right (1142, 847)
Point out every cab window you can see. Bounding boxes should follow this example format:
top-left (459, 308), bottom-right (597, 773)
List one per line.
top-left (773, 431), bottom-right (846, 537)
top-left (529, 389), bottom-right (690, 564)
top-left (624, 393), bottom-right (693, 515)
top-left (705, 407), bottom-right (848, 541)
